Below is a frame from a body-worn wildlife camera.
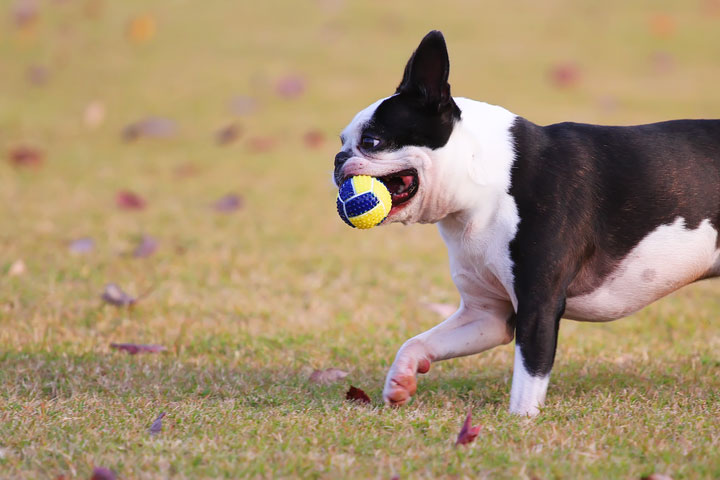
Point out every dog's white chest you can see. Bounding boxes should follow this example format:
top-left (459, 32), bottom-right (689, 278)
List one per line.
top-left (565, 217), bottom-right (720, 321)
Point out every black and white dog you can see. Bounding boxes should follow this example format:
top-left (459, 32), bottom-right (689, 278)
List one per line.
top-left (333, 30), bottom-right (720, 416)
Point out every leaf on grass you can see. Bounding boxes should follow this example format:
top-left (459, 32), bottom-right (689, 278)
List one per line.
top-left (309, 368), bottom-right (349, 385)
top-left (303, 130), bottom-right (325, 149)
top-left (7, 146), bottom-right (44, 168)
top-left (8, 259), bottom-right (26, 277)
top-left (274, 74), bottom-right (306, 99)
top-left (69, 237), bottom-right (95, 254)
top-left (122, 117), bottom-right (177, 141)
top-left (345, 385), bottom-right (371, 404)
top-left (455, 408), bottom-right (481, 446)
top-left (641, 474), bottom-right (673, 480)
top-left (26, 65), bottom-right (49, 86)
top-left (215, 123), bottom-right (242, 145)
top-left (101, 283), bottom-right (136, 307)
top-left (12, 0), bottom-right (39, 28)
top-left (420, 302), bottom-right (456, 318)
top-left (90, 467), bottom-right (116, 480)
top-left (116, 190), bottom-right (146, 210)
top-left (548, 62), bottom-right (580, 89)
top-left (212, 194), bottom-right (243, 213)
top-left (133, 235), bottom-right (158, 258)
top-left (229, 95), bottom-right (259, 116)
top-left (83, 101), bottom-right (106, 129)
top-left (149, 411), bottom-right (166, 436)
top-left (110, 343), bottom-right (166, 355)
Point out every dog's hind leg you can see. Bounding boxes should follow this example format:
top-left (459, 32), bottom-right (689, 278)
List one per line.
top-left (383, 300), bottom-right (514, 406)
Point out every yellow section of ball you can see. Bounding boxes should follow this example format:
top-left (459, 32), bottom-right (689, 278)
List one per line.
top-left (348, 176), bottom-right (392, 229)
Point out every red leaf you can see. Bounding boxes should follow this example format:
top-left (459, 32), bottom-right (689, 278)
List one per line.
top-left (110, 343), bottom-right (166, 355)
top-left (116, 190), bottom-right (146, 210)
top-left (345, 385), bottom-right (371, 404)
top-left (215, 123), bottom-right (243, 145)
top-left (212, 194), bottom-right (243, 213)
top-left (90, 467), bottom-right (116, 480)
top-left (149, 411), bottom-right (166, 436)
top-left (455, 408), bottom-right (481, 446)
top-left (309, 368), bottom-right (349, 385)
top-left (303, 130), bottom-right (325, 149)
top-left (7, 146), bottom-right (44, 168)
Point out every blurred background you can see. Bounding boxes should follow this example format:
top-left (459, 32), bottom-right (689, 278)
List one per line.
top-left (2, 0), bottom-right (720, 351)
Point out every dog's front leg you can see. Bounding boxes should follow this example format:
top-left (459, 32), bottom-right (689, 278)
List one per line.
top-left (383, 300), bottom-right (514, 406)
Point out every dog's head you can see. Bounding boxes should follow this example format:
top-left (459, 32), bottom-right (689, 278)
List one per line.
top-left (334, 30), bottom-right (466, 225)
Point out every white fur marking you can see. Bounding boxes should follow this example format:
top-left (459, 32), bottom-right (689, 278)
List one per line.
top-left (566, 217), bottom-right (720, 321)
top-left (509, 345), bottom-right (549, 416)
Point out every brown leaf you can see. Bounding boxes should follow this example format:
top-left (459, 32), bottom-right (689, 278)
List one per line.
top-left (101, 283), bottom-right (136, 307)
top-left (149, 411), bottom-right (166, 436)
top-left (455, 408), bottom-right (481, 446)
top-left (8, 146), bottom-right (44, 168)
top-left (133, 235), bottom-right (158, 258)
top-left (275, 74), bottom-right (306, 99)
top-left (90, 467), bottom-right (116, 480)
top-left (212, 194), bottom-right (243, 213)
top-left (548, 62), bottom-right (580, 89)
top-left (116, 190), bottom-right (146, 210)
top-left (345, 385), bottom-right (371, 404)
top-left (303, 129), bottom-right (325, 149)
top-left (110, 343), bottom-right (166, 355)
top-left (641, 475), bottom-right (673, 480)
top-left (69, 237), bottom-right (95, 254)
top-left (122, 117), bottom-right (177, 141)
top-left (12, 0), bottom-right (39, 28)
top-left (309, 368), bottom-right (349, 385)
top-left (215, 123), bottom-right (242, 145)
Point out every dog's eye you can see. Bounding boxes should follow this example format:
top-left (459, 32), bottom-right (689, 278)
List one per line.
top-left (360, 135), bottom-right (381, 150)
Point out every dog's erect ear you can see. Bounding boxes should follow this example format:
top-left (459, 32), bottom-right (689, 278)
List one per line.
top-left (397, 30), bottom-right (452, 110)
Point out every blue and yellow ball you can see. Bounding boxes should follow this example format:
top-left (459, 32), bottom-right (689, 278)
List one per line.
top-left (336, 175), bottom-right (392, 229)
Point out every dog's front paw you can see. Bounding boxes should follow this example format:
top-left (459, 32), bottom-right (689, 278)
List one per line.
top-left (383, 358), bottom-right (430, 406)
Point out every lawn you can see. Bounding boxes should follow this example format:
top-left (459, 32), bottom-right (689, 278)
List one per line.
top-left (1, 0), bottom-right (719, 478)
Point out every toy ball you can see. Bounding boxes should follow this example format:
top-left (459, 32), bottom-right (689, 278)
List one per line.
top-left (336, 175), bottom-right (392, 229)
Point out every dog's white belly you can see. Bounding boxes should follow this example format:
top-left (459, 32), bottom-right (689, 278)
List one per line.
top-left (565, 217), bottom-right (720, 321)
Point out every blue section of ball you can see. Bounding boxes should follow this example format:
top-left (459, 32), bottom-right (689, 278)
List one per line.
top-left (336, 197), bottom-right (354, 227)
top-left (344, 192), bottom-right (379, 218)
top-left (338, 179), bottom-right (356, 201)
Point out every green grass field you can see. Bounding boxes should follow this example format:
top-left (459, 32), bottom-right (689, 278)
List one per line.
top-left (1, 1), bottom-right (719, 478)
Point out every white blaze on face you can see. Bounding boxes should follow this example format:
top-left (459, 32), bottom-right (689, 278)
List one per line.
top-left (565, 217), bottom-right (720, 321)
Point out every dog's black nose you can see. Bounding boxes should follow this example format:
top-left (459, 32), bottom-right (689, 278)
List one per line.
top-left (334, 151), bottom-right (351, 167)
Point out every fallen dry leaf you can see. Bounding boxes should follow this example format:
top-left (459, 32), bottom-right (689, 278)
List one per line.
top-left (12, 0), bottom-right (39, 28)
top-left (116, 190), bottom-right (146, 210)
top-left (548, 62), bottom-right (581, 89)
top-left (84, 101), bottom-right (106, 129)
top-left (101, 283), bottom-right (136, 307)
top-left (345, 385), bottom-right (371, 404)
top-left (110, 343), bottom-right (166, 355)
top-left (455, 408), bottom-right (481, 446)
top-left (8, 259), bottom-right (26, 277)
top-left (90, 467), bottom-right (116, 480)
top-left (133, 235), bottom-right (158, 258)
top-left (420, 302), bottom-right (456, 318)
top-left (149, 411), bottom-right (166, 436)
top-left (126, 13), bottom-right (156, 43)
top-left (215, 123), bottom-right (242, 145)
top-left (69, 237), bottom-right (95, 254)
top-left (303, 130), bottom-right (325, 149)
top-left (641, 474), bottom-right (673, 480)
top-left (8, 146), bottom-right (44, 168)
top-left (212, 194), bottom-right (243, 213)
top-left (275, 74), bottom-right (306, 99)
top-left (122, 117), bottom-right (177, 141)
top-left (309, 368), bottom-right (349, 385)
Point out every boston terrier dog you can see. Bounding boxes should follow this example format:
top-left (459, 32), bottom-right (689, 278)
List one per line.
top-left (333, 30), bottom-right (720, 416)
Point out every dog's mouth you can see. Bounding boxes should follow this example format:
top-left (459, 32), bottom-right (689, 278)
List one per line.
top-left (377, 169), bottom-right (419, 207)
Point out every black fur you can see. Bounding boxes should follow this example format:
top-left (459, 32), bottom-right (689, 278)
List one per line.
top-left (508, 117), bottom-right (720, 375)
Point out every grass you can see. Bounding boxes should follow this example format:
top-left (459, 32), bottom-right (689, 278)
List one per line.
top-left (1, 0), bottom-right (720, 478)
